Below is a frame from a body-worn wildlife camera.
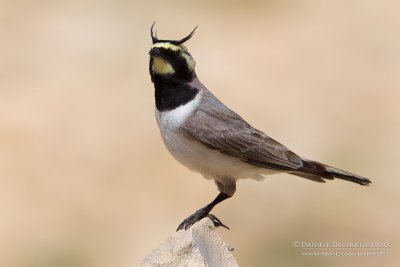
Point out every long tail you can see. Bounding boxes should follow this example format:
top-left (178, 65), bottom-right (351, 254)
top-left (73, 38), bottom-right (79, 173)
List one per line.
top-left (292, 158), bottom-right (371, 186)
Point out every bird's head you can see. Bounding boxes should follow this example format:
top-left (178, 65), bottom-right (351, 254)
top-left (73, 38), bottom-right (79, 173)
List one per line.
top-left (149, 22), bottom-right (197, 82)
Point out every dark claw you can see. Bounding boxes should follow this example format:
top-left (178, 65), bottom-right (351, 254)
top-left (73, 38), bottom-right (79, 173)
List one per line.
top-left (207, 214), bottom-right (230, 230)
top-left (176, 208), bottom-right (205, 231)
top-left (176, 215), bottom-right (197, 231)
top-left (176, 209), bottom-right (229, 231)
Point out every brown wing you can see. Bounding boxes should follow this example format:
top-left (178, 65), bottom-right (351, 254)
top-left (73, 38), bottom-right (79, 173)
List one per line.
top-left (181, 91), bottom-right (303, 171)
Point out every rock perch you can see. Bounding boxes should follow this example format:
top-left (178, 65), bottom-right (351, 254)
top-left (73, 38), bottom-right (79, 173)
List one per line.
top-left (140, 218), bottom-right (238, 267)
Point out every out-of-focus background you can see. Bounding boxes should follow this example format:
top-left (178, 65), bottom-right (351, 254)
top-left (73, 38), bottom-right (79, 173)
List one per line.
top-left (0, 0), bottom-right (399, 266)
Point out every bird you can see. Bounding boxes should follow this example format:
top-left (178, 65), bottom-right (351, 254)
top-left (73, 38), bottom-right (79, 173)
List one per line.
top-left (148, 22), bottom-right (371, 231)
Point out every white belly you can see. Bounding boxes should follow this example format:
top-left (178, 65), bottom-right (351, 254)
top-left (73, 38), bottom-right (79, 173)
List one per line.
top-left (155, 93), bottom-right (273, 181)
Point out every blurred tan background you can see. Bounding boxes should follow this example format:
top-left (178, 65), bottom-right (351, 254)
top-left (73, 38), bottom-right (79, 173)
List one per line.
top-left (0, 0), bottom-right (399, 266)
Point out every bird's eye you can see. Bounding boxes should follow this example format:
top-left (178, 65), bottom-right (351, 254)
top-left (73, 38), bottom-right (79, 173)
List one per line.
top-left (176, 50), bottom-right (182, 57)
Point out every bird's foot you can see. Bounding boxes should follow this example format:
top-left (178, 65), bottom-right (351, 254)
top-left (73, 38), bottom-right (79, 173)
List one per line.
top-left (176, 208), bottom-right (229, 231)
top-left (208, 214), bottom-right (230, 230)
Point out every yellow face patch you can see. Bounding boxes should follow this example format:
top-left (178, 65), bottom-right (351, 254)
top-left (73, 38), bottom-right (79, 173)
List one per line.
top-left (152, 56), bottom-right (175, 75)
top-left (150, 42), bottom-right (195, 75)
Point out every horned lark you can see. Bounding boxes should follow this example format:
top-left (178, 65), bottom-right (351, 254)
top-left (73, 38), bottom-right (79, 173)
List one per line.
top-left (148, 23), bottom-right (371, 231)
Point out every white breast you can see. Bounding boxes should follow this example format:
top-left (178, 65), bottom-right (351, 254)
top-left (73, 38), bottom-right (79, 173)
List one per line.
top-left (156, 91), bottom-right (202, 129)
top-left (155, 93), bottom-right (277, 184)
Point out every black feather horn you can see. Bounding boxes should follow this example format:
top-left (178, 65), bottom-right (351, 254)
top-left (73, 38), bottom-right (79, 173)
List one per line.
top-left (150, 22), bottom-right (198, 45)
top-left (175, 26), bottom-right (198, 45)
top-left (151, 21), bottom-right (158, 44)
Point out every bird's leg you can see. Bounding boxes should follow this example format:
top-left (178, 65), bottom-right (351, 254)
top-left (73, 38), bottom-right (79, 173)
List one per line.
top-left (176, 192), bottom-right (231, 231)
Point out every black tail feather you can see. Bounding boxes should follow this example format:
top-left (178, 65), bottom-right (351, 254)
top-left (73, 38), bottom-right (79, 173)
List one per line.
top-left (292, 159), bottom-right (371, 186)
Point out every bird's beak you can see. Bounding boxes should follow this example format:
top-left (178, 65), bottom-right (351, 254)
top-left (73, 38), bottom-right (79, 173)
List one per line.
top-left (149, 47), bottom-right (162, 57)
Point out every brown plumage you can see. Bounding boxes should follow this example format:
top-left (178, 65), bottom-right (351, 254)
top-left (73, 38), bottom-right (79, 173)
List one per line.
top-left (182, 84), bottom-right (371, 186)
